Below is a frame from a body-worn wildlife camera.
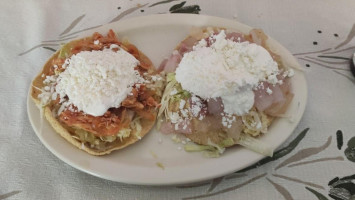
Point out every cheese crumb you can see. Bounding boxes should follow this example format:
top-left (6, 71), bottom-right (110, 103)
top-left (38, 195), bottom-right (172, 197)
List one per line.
top-left (190, 95), bottom-right (203, 118)
top-left (170, 88), bottom-right (178, 95)
top-left (179, 99), bottom-right (186, 109)
top-left (222, 113), bottom-right (236, 128)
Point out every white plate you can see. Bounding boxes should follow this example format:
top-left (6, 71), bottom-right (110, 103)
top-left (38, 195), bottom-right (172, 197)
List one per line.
top-left (27, 14), bottom-right (307, 185)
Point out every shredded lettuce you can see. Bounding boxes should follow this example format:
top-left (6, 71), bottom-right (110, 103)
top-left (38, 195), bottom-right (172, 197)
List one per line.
top-left (184, 143), bottom-right (221, 158)
top-left (171, 90), bottom-right (191, 102)
top-left (58, 43), bottom-right (72, 59)
top-left (74, 129), bottom-right (104, 149)
top-left (242, 110), bottom-right (270, 136)
top-left (73, 126), bottom-right (133, 147)
top-left (207, 139), bottom-right (225, 154)
top-left (70, 118), bottom-right (144, 150)
top-left (184, 134), bottom-right (273, 157)
top-left (100, 135), bottom-right (117, 142)
top-left (145, 74), bottom-right (165, 97)
top-left (130, 117), bottom-right (142, 139)
top-left (184, 138), bottom-right (232, 158)
top-left (117, 128), bottom-right (131, 141)
top-left (75, 129), bottom-right (96, 143)
top-left (160, 73), bottom-right (274, 158)
top-left (184, 143), bottom-right (216, 152)
top-left (166, 72), bottom-right (176, 82)
top-left (237, 134), bottom-right (274, 157)
top-left (158, 73), bottom-right (190, 123)
top-left (158, 73), bottom-right (177, 118)
top-left (220, 138), bottom-right (235, 148)
top-left (203, 151), bottom-right (222, 158)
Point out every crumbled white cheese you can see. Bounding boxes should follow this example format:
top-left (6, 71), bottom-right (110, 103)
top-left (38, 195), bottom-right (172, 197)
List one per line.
top-left (38, 75), bottom-right (58, 105)
top-left (222, 113), bottom-right (236, 128)
top-left (175, 30), bottom-right (280, 116)
top-left (179, 99), bottom-right (186, 109)
top-left (221, 89), bottom-right (255, 116)
top-left (190, 95), bottom-right (203, 118)
top-left (169, 112), bottom-right (181, 123)
top-left (55, 48), bottom-right (141, 116)
top-left (170, 88), bottom-right (178, 95)
top-left (110, 44), bottom-right (119, 49)
top-left (282, 69), bottom-right (294, 78)
top-left (62, 59), bottom-right (70, 69)
top-left (258, 82), bottom-right (264, 89)
top-left (180, 109), bottom-right (189, 118)
top-left (266, 87), bottom-right (273, 95)
top-left (94, 40), bottom-right (99, 45)
top-left (151, 75), bottom-right (163, 81)
top-left (287, 69), bottom-right (294, 77)
top-left (43, 75), bottom-right (56, 84)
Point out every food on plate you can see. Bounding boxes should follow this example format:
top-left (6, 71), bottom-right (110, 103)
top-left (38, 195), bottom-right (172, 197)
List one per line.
top-left (158, 27), bottom-right (295, 157)
top-left (31, 30), bottom-right (164, 155)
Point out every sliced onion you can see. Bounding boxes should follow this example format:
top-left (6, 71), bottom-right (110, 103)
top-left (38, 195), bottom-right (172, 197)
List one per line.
top-left (226, 32), bottom-right (246, 43)
top-left (157, 58), bottom-right (168, 72)
top-left (163, 52), bottom-right (182, 73)
top-left (254, 82), bottom-right (274, 111)
top-left (178, 37), bottom-right (197, 55)
top-left (159, 121), bottom-right (175, 134)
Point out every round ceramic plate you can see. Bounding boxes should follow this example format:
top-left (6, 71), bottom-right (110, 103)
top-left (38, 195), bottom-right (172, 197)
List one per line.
top-left (27, 14), bottom-right (307, 185)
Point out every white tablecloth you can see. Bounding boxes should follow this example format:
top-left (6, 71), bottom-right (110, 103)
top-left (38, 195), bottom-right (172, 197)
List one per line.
top-left (1, 0), bottom-right (355, 199)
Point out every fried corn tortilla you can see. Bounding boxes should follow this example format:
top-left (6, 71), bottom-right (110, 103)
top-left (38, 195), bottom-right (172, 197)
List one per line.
top-left (158, 27), bottom-right (293, 150)
top-left (31, 30), bottom-right (163, 155)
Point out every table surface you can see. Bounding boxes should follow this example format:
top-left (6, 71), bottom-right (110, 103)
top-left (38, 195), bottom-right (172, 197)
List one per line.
top-left (1, 0), bottom-right (355, 199)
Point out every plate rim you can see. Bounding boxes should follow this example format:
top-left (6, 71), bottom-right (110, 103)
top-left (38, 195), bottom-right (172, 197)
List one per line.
top-left (27, 13), bottom-right (308, 185)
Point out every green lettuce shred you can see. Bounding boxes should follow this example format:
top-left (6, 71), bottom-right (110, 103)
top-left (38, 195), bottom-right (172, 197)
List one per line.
top-left (237, 134), bottom-right (274, 157)
top-left (220, 138), bottom-right (235, 148)
top-left (184, 138), bottom-right (233, 158)
top-left (184, 144), bottom-right (216, 152)
top-left (58, 43), bottom-right (72, 59)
